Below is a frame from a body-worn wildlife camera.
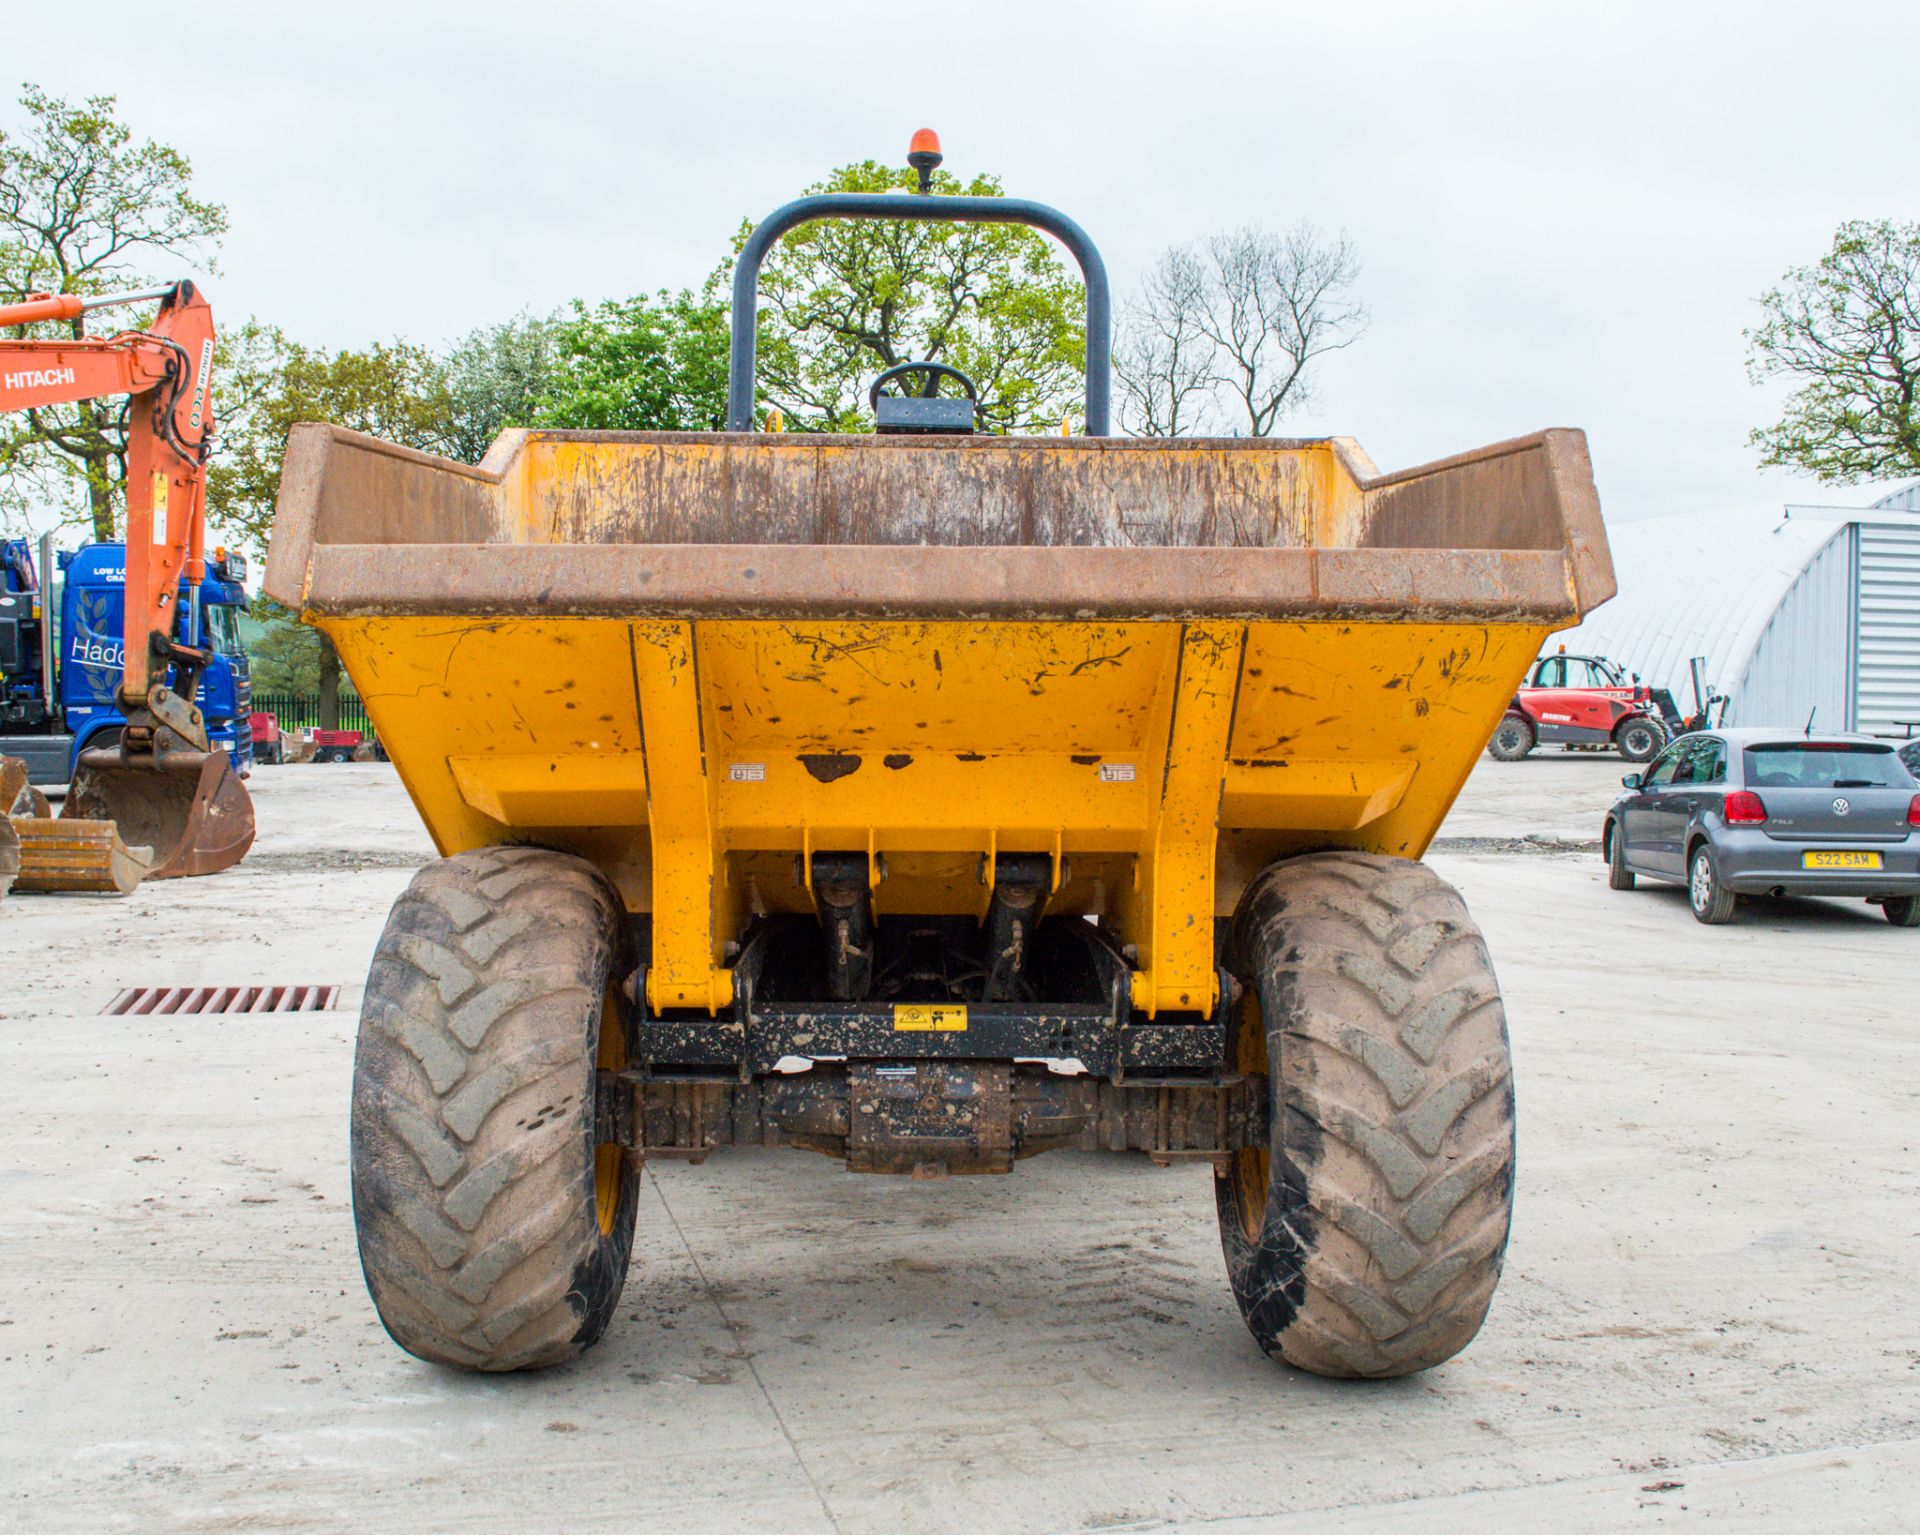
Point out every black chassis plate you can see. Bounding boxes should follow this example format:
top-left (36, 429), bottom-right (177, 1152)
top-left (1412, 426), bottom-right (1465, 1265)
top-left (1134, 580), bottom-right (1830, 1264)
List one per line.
top-left (638, 1001), bottom-right (1225, 1079)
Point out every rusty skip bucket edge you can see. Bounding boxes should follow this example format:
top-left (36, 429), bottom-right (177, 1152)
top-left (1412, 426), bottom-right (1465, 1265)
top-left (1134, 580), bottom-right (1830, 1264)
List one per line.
top-left (262, 423), bottom-right (1614, 1018)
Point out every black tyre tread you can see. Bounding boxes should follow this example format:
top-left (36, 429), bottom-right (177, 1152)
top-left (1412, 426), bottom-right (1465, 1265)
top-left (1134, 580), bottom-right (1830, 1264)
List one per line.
top-left (351, 845), bottom-right (637, 1371)
top-left (1615, 717), bottom-right (1667, 763)
top-left (1487, 714), bottom-right (1534, 763)
top-left (1217, 851), bottom-right (1515, 1378)
top-left (1607, 822), bottom-right (1635, 891)
top-left (1884, 895), bottom-right (1920, 928)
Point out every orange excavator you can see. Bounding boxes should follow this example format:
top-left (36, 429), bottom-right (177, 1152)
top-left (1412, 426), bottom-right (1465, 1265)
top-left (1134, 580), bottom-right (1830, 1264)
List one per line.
top-left (0, 281), bottom-right (254, 884)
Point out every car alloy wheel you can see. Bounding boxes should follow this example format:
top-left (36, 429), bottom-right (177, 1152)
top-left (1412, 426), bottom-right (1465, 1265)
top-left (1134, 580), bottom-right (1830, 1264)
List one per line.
top-left (1688, 845), bottom-right (1736, 924)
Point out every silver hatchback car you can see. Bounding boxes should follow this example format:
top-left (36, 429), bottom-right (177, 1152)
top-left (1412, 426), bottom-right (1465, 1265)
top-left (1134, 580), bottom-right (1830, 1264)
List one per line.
top-left (1603, 728), bottom-right (1920, 925)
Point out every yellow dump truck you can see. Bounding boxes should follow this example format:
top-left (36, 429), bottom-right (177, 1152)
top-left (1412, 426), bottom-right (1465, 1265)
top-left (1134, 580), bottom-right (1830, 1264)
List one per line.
top-left (267, 148), bottom-right (1613, 1378)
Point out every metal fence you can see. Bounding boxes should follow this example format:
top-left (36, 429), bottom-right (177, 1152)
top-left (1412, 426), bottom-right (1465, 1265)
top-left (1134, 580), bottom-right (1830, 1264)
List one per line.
top-left (250, 691), bottom-right (372, 735)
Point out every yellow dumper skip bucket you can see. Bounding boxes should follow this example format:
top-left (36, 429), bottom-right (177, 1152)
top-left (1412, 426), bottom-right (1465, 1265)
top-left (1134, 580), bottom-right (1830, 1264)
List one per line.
top-left (266, 424), bottom-right (1612, 1018)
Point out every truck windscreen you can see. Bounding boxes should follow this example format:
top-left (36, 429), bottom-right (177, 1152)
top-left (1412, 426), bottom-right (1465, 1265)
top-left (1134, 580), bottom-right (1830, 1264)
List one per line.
top-left (203, 603), bottom-right (244, 656)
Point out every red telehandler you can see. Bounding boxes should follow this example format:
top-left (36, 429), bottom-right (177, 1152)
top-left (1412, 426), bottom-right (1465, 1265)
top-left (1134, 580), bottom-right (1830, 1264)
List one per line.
top-left (0, 281), bottom-right (254, 883)
top-left (1487, 649), bottom-right (1724, 765)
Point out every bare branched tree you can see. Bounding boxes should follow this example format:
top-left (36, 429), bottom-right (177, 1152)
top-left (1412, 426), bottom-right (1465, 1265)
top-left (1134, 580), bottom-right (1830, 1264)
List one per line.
top-left (1117, 223), bottom-right (1368, 438)
top-left (1114, 246), bottom-right (1218, 436)
top-left (1199, 224), bottom-right (1367, 436)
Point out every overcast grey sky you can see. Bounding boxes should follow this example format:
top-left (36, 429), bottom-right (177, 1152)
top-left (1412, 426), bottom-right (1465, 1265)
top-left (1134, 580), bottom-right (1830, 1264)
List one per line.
top-left (21, 0), bottom-right (1919, 523)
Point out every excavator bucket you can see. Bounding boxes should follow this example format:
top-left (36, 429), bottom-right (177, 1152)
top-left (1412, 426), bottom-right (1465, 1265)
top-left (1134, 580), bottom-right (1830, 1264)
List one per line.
top-left (63, 743), bottom-right (255, 880)
top-left (11, 817), bottom-right (151, 895)
top-left (5, 750), bottom-right (150, 896)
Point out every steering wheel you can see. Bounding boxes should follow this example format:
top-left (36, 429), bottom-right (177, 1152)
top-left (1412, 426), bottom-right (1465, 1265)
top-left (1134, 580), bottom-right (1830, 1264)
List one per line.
top-left (867, 360), bottom-right (979, 412)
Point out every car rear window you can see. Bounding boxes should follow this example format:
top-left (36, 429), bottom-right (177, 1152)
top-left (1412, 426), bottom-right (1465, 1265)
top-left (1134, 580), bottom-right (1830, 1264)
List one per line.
top-left (1744, 743), bottom-right (1909, 788)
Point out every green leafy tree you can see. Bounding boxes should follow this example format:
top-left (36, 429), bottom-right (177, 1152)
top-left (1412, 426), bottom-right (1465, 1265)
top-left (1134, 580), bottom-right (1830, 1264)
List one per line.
top-left (209, 336), bottom-right (453, 726)
top-left (536, 290), bottom-right (730, 431)
top-left (1748, 220), bottom-right (1920, 482)
top-left (444, 310), bottom-right (564, 461)
top-left (209, 335), bottom-right (454, 550)
top-left (244, 594), bottom-right (326, 694)
top-left (725, 161), bottom-right (1087, 433)
top-left (0, 84), bottom-right (228, 537)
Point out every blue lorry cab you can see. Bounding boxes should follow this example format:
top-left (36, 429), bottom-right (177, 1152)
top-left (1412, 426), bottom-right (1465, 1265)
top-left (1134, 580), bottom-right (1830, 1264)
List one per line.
top-left (0, 539), bottom-right (252, 782)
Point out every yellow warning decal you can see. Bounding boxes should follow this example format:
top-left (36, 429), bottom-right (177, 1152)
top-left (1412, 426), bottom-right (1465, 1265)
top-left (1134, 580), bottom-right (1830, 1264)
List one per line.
top-left (893, 1003), bottom-right (968, 1032)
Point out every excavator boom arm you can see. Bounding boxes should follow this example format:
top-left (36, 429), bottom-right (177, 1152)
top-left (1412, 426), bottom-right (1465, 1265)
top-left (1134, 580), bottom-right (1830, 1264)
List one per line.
top-left (0, 280), bottom-right (253, 883)
top-left (0, 282), bottom-right (216, 704)
top-left (0, 342), bottom-right (170, 407)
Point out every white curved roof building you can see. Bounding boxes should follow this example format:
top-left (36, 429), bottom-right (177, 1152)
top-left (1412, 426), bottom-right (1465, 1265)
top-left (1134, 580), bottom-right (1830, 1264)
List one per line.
top-left (1555, 483), bottom-right (1920, 737)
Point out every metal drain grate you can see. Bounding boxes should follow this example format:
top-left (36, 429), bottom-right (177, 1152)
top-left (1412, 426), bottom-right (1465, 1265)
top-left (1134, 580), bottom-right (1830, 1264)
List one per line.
top-left (104, 985), bottom-right (340, 1016)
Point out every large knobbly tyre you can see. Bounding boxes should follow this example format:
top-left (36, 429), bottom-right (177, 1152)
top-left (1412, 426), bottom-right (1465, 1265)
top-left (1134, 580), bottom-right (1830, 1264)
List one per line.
top-left (1216, 851), bottom-right (1515, 1378)
top-left (351, 846), bottom-right (638, 1371)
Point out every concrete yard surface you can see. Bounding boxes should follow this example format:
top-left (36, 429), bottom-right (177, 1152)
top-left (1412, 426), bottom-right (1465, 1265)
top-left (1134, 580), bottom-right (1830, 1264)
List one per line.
top-left (2, 756), bottom-right (1918, 1532)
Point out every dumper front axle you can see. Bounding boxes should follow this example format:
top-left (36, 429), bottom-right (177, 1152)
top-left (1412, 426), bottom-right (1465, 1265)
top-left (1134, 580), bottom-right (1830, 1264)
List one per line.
top-left (600, 1063), bottom-right (1268, 1176)
top-left (615, 906), bottom-right (1244, 1174)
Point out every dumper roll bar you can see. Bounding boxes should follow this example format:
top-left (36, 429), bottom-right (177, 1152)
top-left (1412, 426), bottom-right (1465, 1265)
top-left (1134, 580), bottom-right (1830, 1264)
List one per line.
top-left (726, 192), bottom-right (1112, 435)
